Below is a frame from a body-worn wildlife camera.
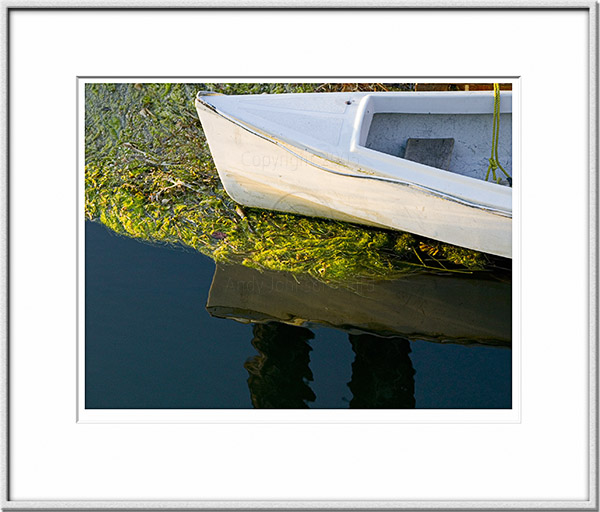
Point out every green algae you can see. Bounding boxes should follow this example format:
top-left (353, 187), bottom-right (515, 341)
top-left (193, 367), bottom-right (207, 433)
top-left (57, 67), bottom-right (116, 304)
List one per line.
top-left (85, 82), bottom-right (498, 283)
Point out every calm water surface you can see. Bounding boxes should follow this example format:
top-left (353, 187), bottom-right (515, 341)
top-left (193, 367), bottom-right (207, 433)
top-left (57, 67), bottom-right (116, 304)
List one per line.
top-left (85, 221), bottom-right (512, 409)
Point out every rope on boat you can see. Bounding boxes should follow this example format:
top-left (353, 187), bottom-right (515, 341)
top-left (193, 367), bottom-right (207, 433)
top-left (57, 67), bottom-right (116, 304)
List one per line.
top-left (485, 83), bottom-right (512, 186)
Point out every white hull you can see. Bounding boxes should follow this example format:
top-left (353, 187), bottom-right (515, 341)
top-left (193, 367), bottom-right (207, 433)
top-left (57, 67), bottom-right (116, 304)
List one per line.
top-left (195, 91), bottom-right (512, 258)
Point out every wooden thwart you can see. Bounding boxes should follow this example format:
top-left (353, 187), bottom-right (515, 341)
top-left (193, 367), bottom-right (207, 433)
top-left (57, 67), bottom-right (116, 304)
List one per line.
top-left (404, 138), bottom-right (455, 171)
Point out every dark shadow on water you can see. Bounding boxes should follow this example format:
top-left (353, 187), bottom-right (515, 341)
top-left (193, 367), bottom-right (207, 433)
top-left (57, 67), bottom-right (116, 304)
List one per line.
top-left (245, 322), bottom-right (316, 408)
top-left (243, 324), bottom-right (417, 409)
top-left (348, 334), bottom-right (416, 409)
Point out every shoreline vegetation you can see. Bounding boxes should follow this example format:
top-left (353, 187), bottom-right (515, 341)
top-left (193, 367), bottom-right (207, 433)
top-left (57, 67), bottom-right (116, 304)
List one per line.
top-left (85, 83), bottom-right (509, 285)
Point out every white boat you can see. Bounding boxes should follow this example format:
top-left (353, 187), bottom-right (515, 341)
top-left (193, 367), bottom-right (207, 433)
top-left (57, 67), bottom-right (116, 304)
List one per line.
top-left (195, 89), bottom-right (513, 258)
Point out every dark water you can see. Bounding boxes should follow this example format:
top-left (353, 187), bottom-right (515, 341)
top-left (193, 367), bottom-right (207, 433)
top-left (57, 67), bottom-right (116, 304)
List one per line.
top-left (85, 221), bottom-right (512, 409)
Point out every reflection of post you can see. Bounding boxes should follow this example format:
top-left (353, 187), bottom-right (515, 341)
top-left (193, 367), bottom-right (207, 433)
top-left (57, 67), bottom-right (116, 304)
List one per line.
top-left (348, 334), bottom-right (416, 409)
top-left (245, 322), bottom-right (316, 408)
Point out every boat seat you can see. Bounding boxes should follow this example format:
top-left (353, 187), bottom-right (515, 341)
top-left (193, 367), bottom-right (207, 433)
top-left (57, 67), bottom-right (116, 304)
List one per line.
top-left (404, 138), bottom-right (454, 171)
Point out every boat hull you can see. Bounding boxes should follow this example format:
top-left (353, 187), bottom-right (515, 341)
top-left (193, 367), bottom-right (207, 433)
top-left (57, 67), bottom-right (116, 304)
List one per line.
top-left (196, 93), bottom-right (512, 258)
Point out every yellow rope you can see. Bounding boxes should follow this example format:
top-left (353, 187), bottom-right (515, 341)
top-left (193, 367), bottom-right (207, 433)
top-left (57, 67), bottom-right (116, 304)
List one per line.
top-left (485, 83), bottom-right (512, 185)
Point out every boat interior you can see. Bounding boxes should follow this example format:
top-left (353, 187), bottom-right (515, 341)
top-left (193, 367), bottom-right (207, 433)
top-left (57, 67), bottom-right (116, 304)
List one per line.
top-left (357, 94), bottom-right (512, 184)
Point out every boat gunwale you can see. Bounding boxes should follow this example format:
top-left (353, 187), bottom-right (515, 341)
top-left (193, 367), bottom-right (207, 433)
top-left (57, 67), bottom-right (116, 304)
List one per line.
top-left (195, 93), bottom-right (512, 219)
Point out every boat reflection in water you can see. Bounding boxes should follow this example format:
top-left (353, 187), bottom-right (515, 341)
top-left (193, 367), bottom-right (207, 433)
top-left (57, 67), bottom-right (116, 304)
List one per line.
top-left (207, 264), bottom-right (511, 409)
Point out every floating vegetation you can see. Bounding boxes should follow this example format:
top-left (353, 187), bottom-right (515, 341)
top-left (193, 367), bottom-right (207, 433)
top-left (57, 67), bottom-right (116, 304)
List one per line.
top-left (85, 82), bottom-right (502, 284)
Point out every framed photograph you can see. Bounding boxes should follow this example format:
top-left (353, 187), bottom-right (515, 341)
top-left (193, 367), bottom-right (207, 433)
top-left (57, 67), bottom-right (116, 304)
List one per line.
top-left (3, 3), bottom-right (597, 510)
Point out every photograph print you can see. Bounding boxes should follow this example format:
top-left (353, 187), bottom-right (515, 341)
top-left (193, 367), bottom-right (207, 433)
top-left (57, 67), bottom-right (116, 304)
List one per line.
top-left (84, 81), bottom-right (513, 410)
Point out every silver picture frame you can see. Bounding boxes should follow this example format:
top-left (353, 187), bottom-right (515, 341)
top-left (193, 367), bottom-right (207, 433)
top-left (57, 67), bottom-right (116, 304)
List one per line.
top-left (1, 2), bottom-right (598, 510)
